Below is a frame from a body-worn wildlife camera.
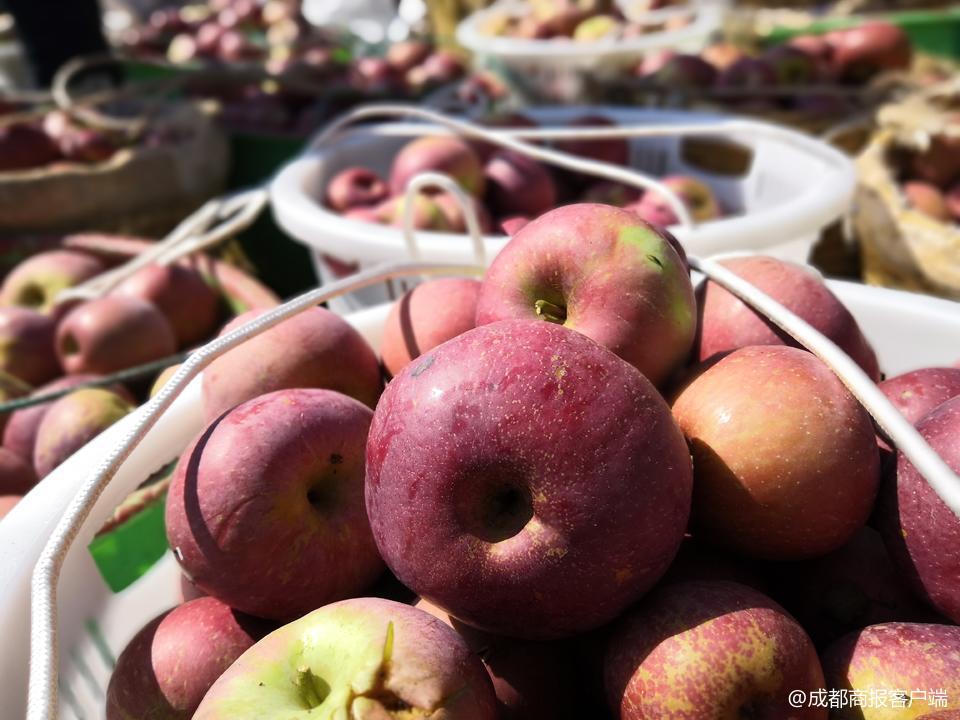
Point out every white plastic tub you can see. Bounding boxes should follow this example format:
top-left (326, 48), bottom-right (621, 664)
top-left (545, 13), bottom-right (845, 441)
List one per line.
top-left (271, 106), bottom-right (856, 312)
top-left (1, 280), bottom-right (959, 719)
top-left (456, 0), bottom-right (725, 103)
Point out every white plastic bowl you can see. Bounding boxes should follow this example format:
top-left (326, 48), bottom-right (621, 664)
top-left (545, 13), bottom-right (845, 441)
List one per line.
top-left (4, 281), bottom-right (958, 719)
top-left (455, 0), bottom-right (725, 102)
top-left (270, 106), bottom-right (856, 312)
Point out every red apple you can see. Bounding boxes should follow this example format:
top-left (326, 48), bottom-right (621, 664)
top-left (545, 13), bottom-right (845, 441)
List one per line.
top-left (762, 44), bottom-right (822, 84)
top-left (56, 296), bottom-right (177, 375)
top-left (579, 180), bottom-right (641, 207)
top-left (909, 136), bottom-right (960, 188)
top-left (822, 623), bottom-right (960, 717)
top-left (193, 598), bottom-right (498, 719)
top-left (903, 180), bottom-right (951, 222)
top-left (385, 40), bottom-right (432, 73)
top-left (946, 181), bottom-right (960, 221)
top-left (694, 255), bottom-right (881, 380)
top-left (764, 527), bottom-right (944, 649)
top-left (605, 580), bottom-right (826, 720)
top-left (33, 388), bottom-right (134, 478)
top-left (167, 389), bottom-right (383, 620)
top-left (643, 53), bottom-right (717, 89)
top-left (633, 175), bottom-right (722, 225)
top-left (830, 21), bottom-right (912, 83)
top-left (499, 215), bottom-right (530, 235)
top-left (433, 191), bottom-right (493, 233)
top-left (106, 597), bottom-right (271, 720)
top-left (0, 370), bottom-right (31, 437)
top-left (113, 263), bottom-right (221, 349)
top-left (878, 395), bottom-right (960, 623)
top-left (0, 307), bottom-right (58, 385)
top-left (381, 277), bottom-right (481, 377)
top-left (0, 494), bottom-right (20, 520)
top-left (416, 598), bottom-right (595, 719)
top-left (0, 446), bottom-right (37, 495)
top-left (0, 124), bottom-right (61, 172)
top-left (201, 306), bottom-right (382, 422)
top-left (476, 204), bottom-right (696, 386)
top-left (483, 150), bottom-right (557, 219)
top-left (672, 345), bottom-right (881, 560)
top-left (324, 167), bottom-right (389, 212)
top-left (878, 367), bottom-right (960, 425)
top-left (366, 319), bottom-right (693, 638)
top-left (390, 136), bottom-right (485, 197)
top-left (375, 193), bottom-right (456, 231)
top-left (0, 250), bottom-right (105, 313)
top-left (2, 374), bottom-right (129, 464)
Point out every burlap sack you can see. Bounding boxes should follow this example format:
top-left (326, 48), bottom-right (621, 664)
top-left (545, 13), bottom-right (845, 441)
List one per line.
top-left (853, 125), bottom-right (960, 299)
top-left (0, 102), bottom-right (228, 237)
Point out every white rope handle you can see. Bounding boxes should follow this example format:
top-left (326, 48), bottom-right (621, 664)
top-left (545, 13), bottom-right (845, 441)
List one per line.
top-left (310, 104), bottom-right (698, 230)
top-left (689, 255), bottom-right (960, 518)
top-left (26, 259), bottom-right (484, 720)
top-left (55, 189), bottom-right (268, 304)
top-left (401, 172), bottom-right (487, 266)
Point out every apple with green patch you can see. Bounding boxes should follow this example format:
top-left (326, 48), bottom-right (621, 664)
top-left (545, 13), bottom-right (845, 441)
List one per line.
top-left (193, 597), bottom-right (498, 719)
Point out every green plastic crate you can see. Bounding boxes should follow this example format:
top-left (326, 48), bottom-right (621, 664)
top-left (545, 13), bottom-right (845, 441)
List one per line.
top-left (765, 8), bottom-right (960, 60)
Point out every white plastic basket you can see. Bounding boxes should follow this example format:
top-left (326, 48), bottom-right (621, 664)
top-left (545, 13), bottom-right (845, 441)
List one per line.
top-left (270, 106), bottom-right (856, 312)
top-left (2, 279), bottom-right (960, 720)
top-left (456, 0), bottom-right (726, 103)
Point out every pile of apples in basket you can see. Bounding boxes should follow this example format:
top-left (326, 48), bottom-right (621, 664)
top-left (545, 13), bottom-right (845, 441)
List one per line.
top-left (106, 202), bottom-right (960, 719)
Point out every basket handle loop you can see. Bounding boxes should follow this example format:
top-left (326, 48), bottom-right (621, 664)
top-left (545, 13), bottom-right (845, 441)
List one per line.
top-left (401, 171), bottom-right (486, 266)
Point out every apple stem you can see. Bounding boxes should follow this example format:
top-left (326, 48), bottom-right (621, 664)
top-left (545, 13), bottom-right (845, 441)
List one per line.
top-left (534, 299), bottom-right (567, 324)
top-left (295, 666), bottom-right (329, 709)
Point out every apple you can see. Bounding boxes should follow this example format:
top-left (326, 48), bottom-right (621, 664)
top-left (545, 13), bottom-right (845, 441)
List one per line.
top-left (113, 263), bottom-right (221, 349)
top-left (411, 50), bottom-right (465, 88)
top-left (385, 40), bottom-right (432, 73)
top-left (366, 319), bottom-right (693, 638)
top-left (789, 34), bottom-right (835, 67)
top-left (672, 345), bottom-right (881, 560)
top-left (878, 367), bottom-right (960, 425)
top-left (194, 22), bottom-right (225, 56)
top-left (433, 191), bottom-right (493, 233)
top-left (909, 136), bottom-right (960, 188)
top-left (822, 622), bottom-right (960, 719)
top-left (0, 124), bottom-right (61, 172)
top-left (878, 395), bottom-right (960, 623)
top-left (701, 43), bottom-right (748, 71)
top-left (0, 494), bottom-right (20, 520)
top-left (2, 374), bottom-right (129, 463)
top-left (416, 598), bottom-right (594, 719)
top-left (634, 175), bottom-right (722, 224)
top-left (499, 215), bottom-right (530, 235)
top-left (476, 204), bottom-right (696, 386)
top-left (643, 53), bottom-right (718, 90)
top-left (381, 277), bottom-right (481, 377)
top-left (350, 56), bottom-right (403, 95)
top-left (389, 136), bottom-right (485, 197)
top-left (483, 150), bottom-right (557, 219)
top-left (33, 388), bottom-right (133, 478)
top-left (0, 307), bottom-right (58, 385)
top-left (324, 167), bottom-right (389, 212)
top-left (201, 306), bottom-right (382, 422)
top-left (903, 181), bottom-right (951, 222)
top-left (56, 296), bottom-right (177, 375)
top-left (941, 182), bottom-right (960, 223)
top-left (193, 597), bottom-right (498, 719)
top-left (0, 446), bottom-right (37, 495)
top-left (0, 369), bottom-right (31, 437)
top-left (167, 388), bottom-right (384, 620)
top-left (106, 597), bottom-right (271, 720)
top-left (694, 255), bottom-right (882, 380)
top-left (471, 112), bottom-right (539, 163)
top-left (0, 249), bottom-right (105, 313)
top-left (605, 580), bottom-right (826, 720)
top-left (374, 193), bottom-right (455, 231)
top-left (830, 21), bottom-right (912, 84)
top-left (715, 56), bottom-right (778, 98)
top-left (572, 14), bottom-right (619, 41)
top-left (764, 527), bottom-right (944, 649)
top-left (762, 44), bottom-right (822, 84)
top-left (580, 180), bottom-right (641, 207)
